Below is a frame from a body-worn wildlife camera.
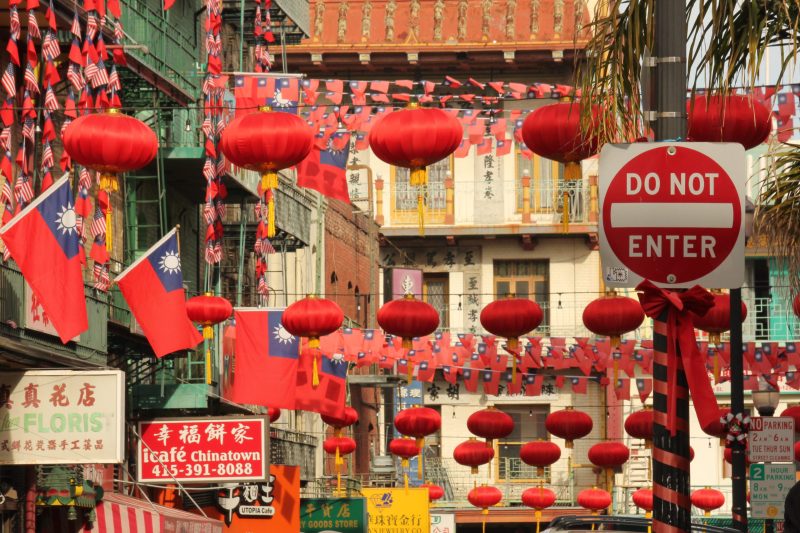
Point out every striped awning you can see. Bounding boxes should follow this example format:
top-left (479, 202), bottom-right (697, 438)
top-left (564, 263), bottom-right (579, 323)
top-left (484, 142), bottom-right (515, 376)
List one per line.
top-left (92, 492), bottom-right (222, 533)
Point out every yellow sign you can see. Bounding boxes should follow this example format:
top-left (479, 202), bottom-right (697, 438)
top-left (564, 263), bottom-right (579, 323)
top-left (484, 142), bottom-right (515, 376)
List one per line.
top-left (362, 488), bottom-right (429, 533)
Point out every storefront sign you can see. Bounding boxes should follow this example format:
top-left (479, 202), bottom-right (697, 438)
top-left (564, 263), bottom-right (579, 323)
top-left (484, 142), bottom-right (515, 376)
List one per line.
top-left (750, 417), bottom-right (795, 463)
top-left (362, 488), bottom-right (429, 533)
top-left (0, 370), bottom-right (124, 464)
top-left (430, 512), bottom-right (456, 533)
top-left (301, 498), bottom-right (367, 533)
top-left (137, 416), bottom-right (268, 483)
top-left (750, 463), bottom-right (795, 519)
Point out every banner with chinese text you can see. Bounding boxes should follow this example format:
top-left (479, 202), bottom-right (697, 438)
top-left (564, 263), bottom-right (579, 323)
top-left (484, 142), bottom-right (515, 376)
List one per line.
top-left (137, 416), bottom-right (268, 483)
top-left (0, 370), bottom-right (124, 464)
top-left (362, 488), bottom-right (429, 533)
top-left (301, 497), bottom-right (366, 533)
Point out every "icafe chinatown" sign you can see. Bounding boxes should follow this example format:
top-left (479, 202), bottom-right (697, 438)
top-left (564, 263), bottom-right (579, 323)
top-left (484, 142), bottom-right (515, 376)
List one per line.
top-left (0, 370), bottom-right (125, 464)
top-left (137, 416), bottom-right (269, 483)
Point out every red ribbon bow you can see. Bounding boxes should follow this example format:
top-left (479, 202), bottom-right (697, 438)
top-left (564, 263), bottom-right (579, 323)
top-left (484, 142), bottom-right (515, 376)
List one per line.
top-left (636, 280), bottom-right (720, 436)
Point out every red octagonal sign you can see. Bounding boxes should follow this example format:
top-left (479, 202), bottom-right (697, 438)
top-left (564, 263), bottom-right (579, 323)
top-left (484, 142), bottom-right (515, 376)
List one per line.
top-left (599, 143), bottom-right (745, 289)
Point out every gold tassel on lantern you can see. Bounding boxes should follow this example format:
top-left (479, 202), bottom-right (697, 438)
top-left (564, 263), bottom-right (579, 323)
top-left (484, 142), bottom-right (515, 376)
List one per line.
top-left (562, 190), bottom-right (570, 232)
top-left (401, 458), bottom-right (409, 490)
top-left (205, 348), bottom-right (212, 385)
top-left (335, 446), bottom-right (342, 494)
top-left (645, 511), bottom-right (652, 533)
top-left (564, 161), bottom-right (581, 181)
top-left (535, 509), bottom-right (542, 533)
top-left (100, 173), bottom-right (119, 253)
top-left (508, 337), bottom-right (519, 380)
top-left (265, 187), bottom-right (276, 238)
top-left (309, 336), bottom-right (320, 387)
top-left (417, 191), bottom-right (425, 236)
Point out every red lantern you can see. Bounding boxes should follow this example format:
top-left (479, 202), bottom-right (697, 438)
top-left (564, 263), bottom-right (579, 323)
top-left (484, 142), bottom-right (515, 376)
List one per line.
top-left (703, 407), bottom-right (731, 441)
top-left (624, 408), bottom-right (654, 447)
top-left (545, 407), bottom-right (593, 448)
top-left (267, 407), bottom-right (281, 424)
top-left (588, 442), bottom-right (630, 481)
top-left (523, 486), bottom-right (556, 533)
top-left (369, 106), bottom-right (462, 233)
top-left (577, 487), bottom-right (612, 515)
top-left (480, 297), bottom-right (543, 376)
top-left (692, 291), bottom-right (748, 345)
top-left (453, 438), bottom-right (495, 475)
top-left (378, 295), bottom-right (440, 350)
top-left (389, 437), bottom-right (419, 489)
top-left (282, 296), bottom-right (344, 387)
top-left (582, 292), bottom-right (644, 347)
top-left (687, 95), bottom-right (771, 150)
top-left (468, 485), bottom-right (502, 514)
top-left (723, 445), bottom-right (751, 466)
top-left (467, 407), bottom-right (514, 446)
top-left (323, 436), bottom-right (356, 494)
top-left (691, 488), bottom-right (725, 516)
top-left (794, 441), bottom-right (800, 462)
top-left (186, 294), bottom-right (233, 340)
top-left (220, 109), bottom-right (314, 237)
top-left (62, 110), bottom-right (159, 253)
top-left (632, 488), bottom-right (654, 516)
top-left (520, 440), bottom-right (561, 476)
top-left (783, 406), bottom-right (800, 431)
top-left (421, 483), bottom-right (444, 502)
top-left (395, 407), bottom-right (441, 445)
top-left (793, 295), bottom-right (800, 318)
top-left (322, 406), bottom-right (359, 437)
top-left (521, 102), bottom-right (602, 181)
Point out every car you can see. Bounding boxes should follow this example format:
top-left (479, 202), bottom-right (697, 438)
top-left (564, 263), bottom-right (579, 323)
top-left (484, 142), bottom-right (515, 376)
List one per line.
top-left (543, 515), bottom-right (740, 533)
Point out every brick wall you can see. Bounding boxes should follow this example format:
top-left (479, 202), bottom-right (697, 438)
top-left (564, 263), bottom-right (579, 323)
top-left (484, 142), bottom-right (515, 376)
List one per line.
top-left (324, 199), bottom-right (380, 327)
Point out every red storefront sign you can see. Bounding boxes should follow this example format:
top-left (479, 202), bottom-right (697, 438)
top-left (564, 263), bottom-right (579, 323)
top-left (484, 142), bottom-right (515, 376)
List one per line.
top-left (137, 416), bottom-right (269, 483)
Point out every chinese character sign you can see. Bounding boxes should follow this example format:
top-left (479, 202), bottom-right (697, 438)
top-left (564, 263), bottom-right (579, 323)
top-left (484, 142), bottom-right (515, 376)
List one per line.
top-left (301, 497), bottom-right (367, 533)
top-left (0, 370), bottom-right (124, 464)
top-left (362, 488), bottom-right (429, 533)
top-left (137, 416), bottom-right (268, 483)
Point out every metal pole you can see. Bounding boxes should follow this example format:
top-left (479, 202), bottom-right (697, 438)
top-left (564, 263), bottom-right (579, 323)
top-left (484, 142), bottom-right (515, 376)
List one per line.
top-left (729, 288), bottom-right (748, 533)
top-left (652, 1), bottom-right (690, 532)
top-left (238, 0), bottom-right (245, 69)
top-left (235, 201), bottom-right (246, 307)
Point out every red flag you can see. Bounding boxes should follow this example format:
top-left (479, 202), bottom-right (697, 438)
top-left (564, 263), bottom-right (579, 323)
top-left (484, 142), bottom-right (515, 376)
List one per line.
top-left (227, 309), bottom-right (299, 408)
top-left (0, 175), bottom-right (87, 343)
top-left (296, 143), bottom-right (351, 203)
top-left (524, 373), bottom-right (543, 396)
top-left (295, 350), bottom-right (347, 418)
top-left (570, 376), bottom-right (588, 394)
top-left (115, 228), bottom-right (202, 357)
top-left (636, 378), bottom-right (653, 403)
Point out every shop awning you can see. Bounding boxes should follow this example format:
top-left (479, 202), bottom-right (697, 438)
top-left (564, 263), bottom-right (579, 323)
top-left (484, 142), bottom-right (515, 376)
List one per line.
top-left (91, 492), bottom-right (223, 533)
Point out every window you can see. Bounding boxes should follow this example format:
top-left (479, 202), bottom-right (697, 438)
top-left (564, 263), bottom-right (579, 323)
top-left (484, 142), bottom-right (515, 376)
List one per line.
top-left (495, 405), bottom-right (549, 481)
top-left (494, 260), bottom-right (549, 333)
top-left (423, 274), bottom-right (449, 330)
top-left (391, 158), bottom-right (450, 224)
top-left (516, 152), bottom-right (562, 212)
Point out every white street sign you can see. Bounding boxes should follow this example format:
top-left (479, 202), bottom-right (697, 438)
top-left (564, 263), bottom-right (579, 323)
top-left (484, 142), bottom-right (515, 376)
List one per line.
top-left (750, 417), bottom-right (795, 463)
top-left (750, 463), bottom-right (795, 519)
top-left (430, 512), bottom-right (456, 533)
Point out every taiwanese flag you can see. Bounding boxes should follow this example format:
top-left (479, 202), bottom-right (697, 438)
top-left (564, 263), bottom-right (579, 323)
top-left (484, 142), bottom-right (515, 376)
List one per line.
top-left (524, 373), bottom-right (543, 396)
top-left (778, 92), bottom-right (796, 117)
top-left (295, 350), bottom-right (347, 418)
top-left (0, 174), bottom-right (87, 343)
top-left (227, 309), bottom-right (299, 408)
top-left (296, 143), bottom-right (350, 203)
top-left (115, 228), bottom-right (202, 357)
top-left (636, 378), bottom-right (653, 403)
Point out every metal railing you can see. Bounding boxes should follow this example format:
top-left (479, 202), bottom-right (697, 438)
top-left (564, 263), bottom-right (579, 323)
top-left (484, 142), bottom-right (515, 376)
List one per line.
top-left (271, 427), bottom-right (318, 481)
top-left (516, 179), bottom-right (591, 224)
top-left (392, 181), bottom-right (447, 224)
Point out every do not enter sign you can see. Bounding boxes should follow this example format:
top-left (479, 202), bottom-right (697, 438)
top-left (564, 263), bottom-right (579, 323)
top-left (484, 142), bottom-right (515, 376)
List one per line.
top-left (599, 143), bottom-right (745, 289)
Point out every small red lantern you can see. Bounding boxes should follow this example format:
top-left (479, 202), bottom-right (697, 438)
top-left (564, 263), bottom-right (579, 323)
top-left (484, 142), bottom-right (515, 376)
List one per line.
top-left (468, 485), bottom-right (502, 514)
top-left (389, 437), bottom-right (420, 489)
top-left (267, 407), bottom-right (281, 424)
top-left (582, 292), bottom-right (645, 347)
top-left (322, 406), bottom-right (359, 437)
top-left (480, 297), bottom-right (543, 376)
top-left (781, 406), bottom-right (800, 431)
top-left (377, 295), bottom-right (440, 350)
top-left (453, 438), bottom-right (495, 475)
top-left (588, 442), bottom-right (630, 481)
top-left (577, 487), bottom-right (612, 515)
top-left (545, 407), bottom-right (593, 448)
top-left (522, 486), bottom-right (556, 533)
top-left (632, 488), bottom-right (653, 517)
top-left (793, 295), bottom-right (800, 318)
top-left (282, 295), bottom-right (344, 387)
top-left (520, 440), bottom-right (561, 476)
top-left (687, 95), bottom-right (771, 150)
top-left (323, 436), bottom-right (356, 494)
top-left (369, 105), bottom-right (462, 234)
top-left (186, 294), bottom-right (233, 340)
top-left (421, 483), bottom-right (445, 502)
top-left (703, 407), bottom-right (731, 443)
top-left (467, 407), bottom-right (514, 446)
top-left (794, 441), bottom-right (800, 462)
top-left (691, 487), bottom-right (725, 517)
top-left (220, 109), bottom-right (314, 237)
top-left (395, 407), bottom-right (441, 446)
top-left (624, 407), bottom-right (654, 447)
top-left (723, 445), bottom-right (751, 466)
top-left (62, 110), bottom-right (159, 254)
top-left (521, 102), bottom-right (602, 181)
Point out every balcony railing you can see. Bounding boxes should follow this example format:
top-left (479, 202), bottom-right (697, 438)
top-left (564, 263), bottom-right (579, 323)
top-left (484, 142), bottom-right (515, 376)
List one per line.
top-left (271, 427), bottom-right (317, 482)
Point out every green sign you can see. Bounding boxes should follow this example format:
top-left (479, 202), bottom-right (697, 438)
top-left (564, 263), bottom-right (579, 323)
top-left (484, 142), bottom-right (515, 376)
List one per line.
top-left (301, 498), bottom-right (367, 533)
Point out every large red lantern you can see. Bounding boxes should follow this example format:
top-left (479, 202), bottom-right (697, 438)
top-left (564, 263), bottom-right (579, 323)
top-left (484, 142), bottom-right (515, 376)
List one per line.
top-left (545, 407), bottom-right (593, 448)
top-left (421, 483), bottom-right (445, 502)
top-left (687, 95), bottom-right (771, 150)
top-left (691, 488), bottom-right (725, 516)
top-left (282, 295), bottom-right (344, 387)
top-left (220, 109), bottom-right (314, 237)
top-left (62, 110), bottom-right (159, 253)
top-left (632, 488), bottom-right (653, 517)
top-left (624, 407), bottom-right (654, 447)
top-left (185, 293), bottom-right (232, 385)
top-left (520, 440), bottom-right (561, 476)
top-left (582, 292), bottom-right (645, 347)
top-left (394, 407), bottom-right (441, 446)
top-left (468, 485), bottom-right (502, 514)
top-left (480, 297), bottom-right (543, 376)
top-left (322, 406), bottom-right (359, 437)
top-left (323, 436), bottom-right (356, 494)
top-left (522, 486), bottom-right (556, 533)
top-left (521, 102), bottom-right (602, 181)
top-left (388, 437), bottom-right (419, 489)
top-left (588, 442), bottom-right (630, 481)
top-left (267, 407), bottom-right (281, 424)
top-left (378, 295), bottom-right (440, 350)
top-left (467, 407), bottom-right (514, 446)
top-left (369, 105), bottom-right (462, 233)
top-left (453, 438), bottom-right (495, 474)
top-left (577, 487), bottom-right (612, 515)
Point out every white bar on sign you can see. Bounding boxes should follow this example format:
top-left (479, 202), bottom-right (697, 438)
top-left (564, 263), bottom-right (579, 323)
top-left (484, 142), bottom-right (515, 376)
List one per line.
top-left (610, 203), bottom-right (734, 228)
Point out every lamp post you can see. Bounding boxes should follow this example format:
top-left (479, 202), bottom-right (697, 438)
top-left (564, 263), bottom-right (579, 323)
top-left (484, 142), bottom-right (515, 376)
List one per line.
top-left (752, 388), bottom-right (781, 533)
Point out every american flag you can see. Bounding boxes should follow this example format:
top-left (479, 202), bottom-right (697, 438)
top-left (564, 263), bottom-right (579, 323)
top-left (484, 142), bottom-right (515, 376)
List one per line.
top-left (83, 62), bottom-right (98, 84)
top-left (41, 142), bottom-right (53, 168)
top-left (203, 202), bottom-right (215, 224)
top-left (257, 273), bottom-right (268, 295)
top-left (90, 207), bottom-right (106, 238)
top-left (42, 34), bottom-right (59, 62)
top-left (44, 86), bottom-right (59, 112)
top-left (261, 238), bottom-right (276, 254)
top-left (23, 65), bottom-right (38, 94)
top-left (79, 167), bottom-right (92, 190)
top-left (93, 263), bottom-right (110, 291)
top-left (86, 13), bottom-right (98, 40)
top-left (215, 199), bottom-right (225, 219)
top-left (67, 65), bottom-right (85, 91)
top-left (27, 11), bottom-right (40, 40)
top-left (70, 12), bottom-right (81, 38)
top-left (0, 129), bottom-right (10, 152)
top-left (1, 64), bottom-right (15, 99)
top-left (108, 67), bottom-right (120, 91)
top-left (14, 173), bottom-right (34, 206)
top-left (90, 62), bottom-right (109, 88)
top-left (21, 118), bottom-right (34, 144)
top-left (9, 8), bottom-right (20, 39)
top-left (202, 158), bottom-right (215, 182)
top-left (113, 20), bottom-right (123, 41)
